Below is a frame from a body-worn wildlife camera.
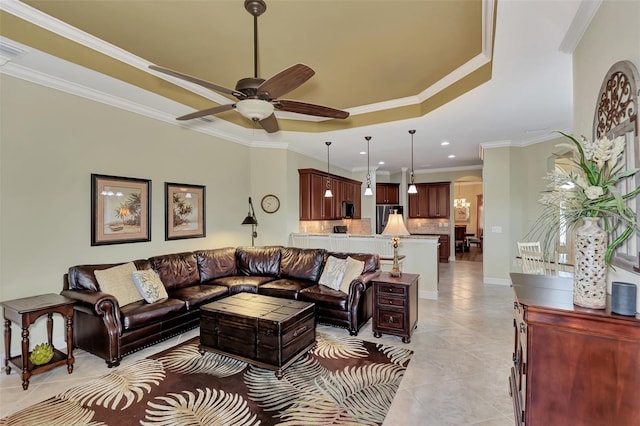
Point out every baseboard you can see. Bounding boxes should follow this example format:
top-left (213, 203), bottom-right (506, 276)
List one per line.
top-left (484, 277), bottom-right (512, 286)
top-left (419, 290), bottom-right (438, 300)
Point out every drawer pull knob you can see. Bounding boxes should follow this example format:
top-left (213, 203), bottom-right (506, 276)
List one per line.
top-left (388, 300), bottom-right (393, 304)
top-left (389, 316), bottom-right (394, 323)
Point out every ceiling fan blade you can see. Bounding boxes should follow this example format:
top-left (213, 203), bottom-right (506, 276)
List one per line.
top-left (258, 113), bottom-right (279, 133)
top-left (149, 65), bottom-right (245, 99)
top-left (176, 104), bottom-right (235, 121)
top-left (276, 99), bottom-right (349, 119)
top-left (257, 64), bottom-right (315, 99)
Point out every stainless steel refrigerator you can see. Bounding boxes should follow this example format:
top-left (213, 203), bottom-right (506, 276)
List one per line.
top-left (376, 205), bottom-right (404, 234)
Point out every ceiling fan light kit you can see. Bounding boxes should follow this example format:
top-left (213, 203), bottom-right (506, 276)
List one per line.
top-left (148, 0), bottom-right (348, 133)
top-left (235, 99), bottom-right (274, 121)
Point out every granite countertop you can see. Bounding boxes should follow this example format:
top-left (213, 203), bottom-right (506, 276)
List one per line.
top-left (306, 233), bottom-right (439, 239)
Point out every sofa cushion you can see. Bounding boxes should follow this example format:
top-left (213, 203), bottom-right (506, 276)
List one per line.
top-left (327, 252), bottom-right (378, 273)
top-left (120, 298), bottom-right (186, 331)
top-left (132, 269), bottom-right (169, 303)
top-left (149, 252), bottom-right (200, 291)
top-left (94, 262), bottom-right (143, 307)
top-left (236, 246), bottom-right (281, 276)
top-left (279, 247), bottom-right (325, 282)
top-left (168, 285), bottom-right (228, 310)
top-left (258, 278), bottom-right (316, 299)
top-left (299, 284), bottom-right (348, 310)
top-left (68, 260), bottom-right (150, 291)
top-left (208, 275), bottom-right (275, 295)
top-left (319, 256), bottom-right (348, 291)
top-left (340, 257), bottom-right (365, 294)
top-left (196, 247), bottom-right (237, 281)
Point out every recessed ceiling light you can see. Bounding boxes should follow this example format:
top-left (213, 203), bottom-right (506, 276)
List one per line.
top-left (441, 141), bottom-right (450, 146)
top-left (378, 161), bottom-right (385, 165)
top-left (359, 151), bottom-right (366, 155)
top-left (448, 154), bottom-right (456, 159)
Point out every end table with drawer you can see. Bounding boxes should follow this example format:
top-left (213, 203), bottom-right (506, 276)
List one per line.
top-left (1, 293), bottom-right (75, 390)
top-left (372, 272), bottom-right (419, 343)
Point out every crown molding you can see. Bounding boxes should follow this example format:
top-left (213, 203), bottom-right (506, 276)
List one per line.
top-left (559, 0), bottom-right (603, 54)
top-left (2, 0), bottom-right (496, 120)
top-left (415, 164), bottom-right (483, 174)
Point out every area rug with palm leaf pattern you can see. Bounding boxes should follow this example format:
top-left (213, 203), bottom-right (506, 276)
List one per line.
top-left (1, 329), bottom-right (412, 425)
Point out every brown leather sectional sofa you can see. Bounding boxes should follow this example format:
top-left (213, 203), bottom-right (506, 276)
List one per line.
top-left (61, 246), bottom-right (380, 367)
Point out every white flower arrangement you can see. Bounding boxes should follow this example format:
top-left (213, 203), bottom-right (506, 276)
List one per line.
top-left (531, 131), bottom-right (640, 266)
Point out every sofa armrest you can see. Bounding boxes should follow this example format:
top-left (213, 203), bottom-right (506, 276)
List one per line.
top-left (60, 289), bottom-right (122, 335)
top-left (346, 270), bottom-right (380, 307)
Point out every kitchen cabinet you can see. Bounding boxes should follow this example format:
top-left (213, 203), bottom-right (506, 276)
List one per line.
top-left (510, 273), bottom-right (640, 426)
top-left (376, 183), bottom-right (400, 204)
top-left (421, 234), bottom-right (449, 263)
top-left (299, 169), bottom-right (361, 220)
top-left (408, 183), bottom-right (450, 218)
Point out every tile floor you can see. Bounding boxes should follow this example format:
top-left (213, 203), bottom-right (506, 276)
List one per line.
top-left (0, 258), bottom-right (516, 425)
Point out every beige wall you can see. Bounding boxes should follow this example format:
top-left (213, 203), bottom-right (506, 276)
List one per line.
top-left (573, 0), bottom-right (640, 301)
top-left (0, 75), bottom-right (254, 348)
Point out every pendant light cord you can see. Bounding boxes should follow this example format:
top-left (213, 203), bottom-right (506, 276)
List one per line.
top-left (409, 130), bottom-right (416, 184)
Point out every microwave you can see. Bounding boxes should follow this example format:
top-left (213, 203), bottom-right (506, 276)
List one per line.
top-left (342, 201), bottom-right (355, 218)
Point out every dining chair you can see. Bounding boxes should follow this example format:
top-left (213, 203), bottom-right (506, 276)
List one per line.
top-left (517, 241), bottom-right (547, 274)
top-left (329, 233), bottom-right (350, 252)
top-left (374, 234), bottom-right (405, 272)
top-left (290, 233), bottom-right (310, 248)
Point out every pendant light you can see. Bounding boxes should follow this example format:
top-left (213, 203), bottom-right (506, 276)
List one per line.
top-left (364, 136), bottom-right (373, 196)
top-left (408, 130), bottom-right (418, 194)
top-left (324, 141), bottom-right (333, 198)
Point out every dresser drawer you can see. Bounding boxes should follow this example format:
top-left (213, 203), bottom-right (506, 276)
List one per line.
top-left (377, 296), bottom-right (406, 308)
top-left (376, 283), bottom-right (407, 297)
top-left (377, 308), bottom-right (405, 330)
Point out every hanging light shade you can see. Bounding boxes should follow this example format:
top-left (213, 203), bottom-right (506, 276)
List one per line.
top-left (324, 141), bottom-right (333, 198)
top-left (364, 136), bottom-right (373, 196)
top-left (408, 130), bottom-right (418, 194)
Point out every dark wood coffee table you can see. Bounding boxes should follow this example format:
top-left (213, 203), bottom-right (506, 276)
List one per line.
top-left (199, 293), bottom-right (316, 379)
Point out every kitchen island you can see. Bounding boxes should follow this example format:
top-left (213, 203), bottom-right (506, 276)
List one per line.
top-left (290, 234), bottom-right (440, 299)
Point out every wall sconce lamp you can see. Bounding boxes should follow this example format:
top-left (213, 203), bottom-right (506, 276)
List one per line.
top-left (241, 197), bottom-right (258, 246)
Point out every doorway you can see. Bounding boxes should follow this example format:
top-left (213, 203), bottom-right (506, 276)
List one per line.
top-left (453, 180), bottom-right (483, 263)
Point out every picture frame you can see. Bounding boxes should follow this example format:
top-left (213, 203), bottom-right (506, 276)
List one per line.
top-left (91, 174), bottom-right (151, 246)
top-left (165, 182), bottom-right (206, 240)
top-left (455, 206), bottom-right (470, 221)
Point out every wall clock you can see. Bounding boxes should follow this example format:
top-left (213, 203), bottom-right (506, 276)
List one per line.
top-left (261, 194), bottom-right (280, 213)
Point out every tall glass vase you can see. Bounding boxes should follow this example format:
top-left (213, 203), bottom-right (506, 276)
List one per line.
top-left (573, 217), bottom-right (608, 309)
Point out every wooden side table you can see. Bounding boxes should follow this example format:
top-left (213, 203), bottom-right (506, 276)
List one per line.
top-left (1, 293), bottom-right (75, 390)
top-left (372, 272), bottom-right (419, 343)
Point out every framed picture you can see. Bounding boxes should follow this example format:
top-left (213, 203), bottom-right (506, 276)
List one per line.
top-left (455, 206), bottom-right (469, 221)
top-left (165, 182), bottom-right (206, 240)
top-left (91, 174), bottom-right (151, 246)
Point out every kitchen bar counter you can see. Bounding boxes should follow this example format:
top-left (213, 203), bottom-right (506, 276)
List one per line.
top-left (291, 234), bottom-right (440, 299)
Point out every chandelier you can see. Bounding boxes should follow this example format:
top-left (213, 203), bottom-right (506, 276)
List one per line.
top-left (454, 198), bottom-right (471, 208)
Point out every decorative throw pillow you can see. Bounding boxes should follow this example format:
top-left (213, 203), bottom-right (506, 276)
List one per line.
top-left (94, 262), bottom-right (143, 307)
top-left (339, 257), bottom-right (365, 294)
top-left (319, 256), bottom-right (348, 291)
top-left (132, 269), bottom-right (169, 303)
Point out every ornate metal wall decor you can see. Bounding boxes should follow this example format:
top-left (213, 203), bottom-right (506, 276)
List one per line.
top-left (592, 60), bottom-right (639, 273)
top-left (593, 60), bottom-right (638, 139)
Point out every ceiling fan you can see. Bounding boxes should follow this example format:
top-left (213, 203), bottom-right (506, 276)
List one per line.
top-left (149, 0), bottom-right (349, 133)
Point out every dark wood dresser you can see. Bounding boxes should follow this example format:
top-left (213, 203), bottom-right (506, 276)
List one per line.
top-left (509, 273), bottom-right (640, 425)
top-left (372, 272), bottom-right (419, 343)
